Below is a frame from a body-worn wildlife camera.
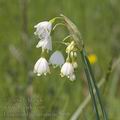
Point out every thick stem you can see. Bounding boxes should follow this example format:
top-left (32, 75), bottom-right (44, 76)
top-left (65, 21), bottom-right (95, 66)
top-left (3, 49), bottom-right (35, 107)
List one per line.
top-left (81, 50), bottom-right (100, 120)
top-left (81, 49), bottom-right (107, 120)
top-left (70, 59), bottom-right (113, 120)
top-left (85, 54), bottom-right (107, 120)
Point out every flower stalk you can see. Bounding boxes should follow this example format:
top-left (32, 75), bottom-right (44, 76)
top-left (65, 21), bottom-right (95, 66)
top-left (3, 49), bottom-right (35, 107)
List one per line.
top-left (61, 14), bottom-right (107, 120)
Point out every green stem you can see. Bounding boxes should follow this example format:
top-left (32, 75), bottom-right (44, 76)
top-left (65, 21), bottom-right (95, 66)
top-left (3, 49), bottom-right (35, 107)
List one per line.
top-left (85, 55), bottom-right (107, 120)
top-left (52, 23), bottom-right (65, 31)
top-left (81, 49), bottom-right (108, 120)
top-left (81, 50), bottom-right (100, 120)
top-left (49, 17), bottom-right (63, 23)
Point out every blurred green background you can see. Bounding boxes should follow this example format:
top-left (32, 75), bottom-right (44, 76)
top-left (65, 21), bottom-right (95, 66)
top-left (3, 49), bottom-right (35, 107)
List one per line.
top-left (0, 0), bottom-right (120, 120)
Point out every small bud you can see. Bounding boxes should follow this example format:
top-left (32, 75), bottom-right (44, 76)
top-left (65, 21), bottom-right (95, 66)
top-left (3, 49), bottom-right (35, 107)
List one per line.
top-left (66, 41), bottom-right (75, 53)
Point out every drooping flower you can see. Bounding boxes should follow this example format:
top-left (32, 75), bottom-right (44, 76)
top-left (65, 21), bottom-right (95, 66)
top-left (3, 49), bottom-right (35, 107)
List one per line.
top-left (49, 51), bottom-right (65, 67)
top-left (60, 62), bottom-right (75, 79)
top-left (34, 57), bottom-right (50, 76)
top-left (69, 74), bottom-right (76, 81)
top-left (36, 36), bottom-right (52, 51)
top-left (33, 18), bottom-right (78, 82)
top-left (34, 21), bottom-right (52, 39)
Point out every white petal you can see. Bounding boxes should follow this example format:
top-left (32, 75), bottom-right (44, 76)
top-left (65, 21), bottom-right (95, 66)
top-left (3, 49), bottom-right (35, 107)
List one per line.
top-left (34, 21), bottom-right (52, 39)
top-left (61, 62), bottom-right (74, 77)
top-left (36, 36), bottom-right (52, 51)
top-left (37, 29), bottom-right (51, 39)
top-left (69, 74), bottom-right (76, 81)
top-left (60, 62), bottom-right (76, 81)
top-left (36, 39), bottom-right (45, 48)
top-left (34, 58), bottom-right (42, 73)
top-left (33, 57), bottom-right (50, 76)
top-left (34, 21), bottom-right (52, 31)
top-left (49, 51), bottom-right (65, 67)
top-left (66, 63), bottom-right (74, 75)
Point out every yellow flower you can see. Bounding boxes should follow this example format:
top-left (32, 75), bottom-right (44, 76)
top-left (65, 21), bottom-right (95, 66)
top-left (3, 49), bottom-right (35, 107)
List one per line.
top-left (88, 54), bottom-right (97, 64)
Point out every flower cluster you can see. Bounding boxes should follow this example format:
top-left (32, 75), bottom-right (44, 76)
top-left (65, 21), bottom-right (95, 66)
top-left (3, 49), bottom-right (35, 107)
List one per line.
top-left (34, 21), bottom-right (52, 51)
top-left (33, 18), bottom-right (78, 81)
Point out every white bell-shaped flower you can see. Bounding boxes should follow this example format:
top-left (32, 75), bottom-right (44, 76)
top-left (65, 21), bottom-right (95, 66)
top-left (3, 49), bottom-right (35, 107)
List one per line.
top-left (69, 74), bottom-right (76, 81)
top-left (49, 51), bottom-right (65, 67)
top-left (34, 21), bottom-right (52, 39)
top-left (36, 36), bottom-right (52, 51)
top-left (34, 57), bottom-right (50, 76)
top-left (61, 62), bottom-right (74, 78)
